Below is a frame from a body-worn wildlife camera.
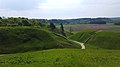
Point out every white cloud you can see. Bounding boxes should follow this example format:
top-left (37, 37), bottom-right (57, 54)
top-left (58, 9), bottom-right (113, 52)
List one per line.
top-left (0, 0), bottom-right (45, 10)
top-left (0, 0), bottom-right (120, 19)
top-left (39, 0), bottom-right (82, 9)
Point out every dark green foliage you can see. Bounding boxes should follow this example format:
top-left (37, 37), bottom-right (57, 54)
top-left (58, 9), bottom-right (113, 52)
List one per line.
top-left (49, 22), bottom-right (56, 31)
top-left (38, 18), bottom-right (112, 24)
top-left (0, 17), bottom-right (2, 19)
top-left (22, 19), bottom-right (31, 26)
top-left (114, 22), bottom-right (120, 25)
top-left (18, 22), bottom-right (23, 26)
top-left (0, 20), bottom-right (2, 25)
top-left (60, 23), bottom-right (66, 36)
top-left (69, 26), bottom-right (72, 33)
top-left (0, 17), bottom-right (47, 27)
top-left (90, 20), bottom-right (106, 24)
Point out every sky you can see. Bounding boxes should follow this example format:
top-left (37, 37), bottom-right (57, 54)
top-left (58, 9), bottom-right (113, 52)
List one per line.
top-left (0, 0), bottom-right (120, 19)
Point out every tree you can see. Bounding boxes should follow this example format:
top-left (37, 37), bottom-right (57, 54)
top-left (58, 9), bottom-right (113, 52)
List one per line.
top-left (49, 22), bottom-right (56, 31)
top-left (114, 22), bottom-right (120, 25)
top-left (22, 19), bottom-right (31, 26)
top-left (0, 17), bottom-right (2, 19)
top-left (0, 20), bottom-right (2, 26)
top-left (60, 23), bottom-right (66, 36)
top-left (69, 25), bottom-right (72, 33)
top-left (18, 22), bottom-right (23, 26)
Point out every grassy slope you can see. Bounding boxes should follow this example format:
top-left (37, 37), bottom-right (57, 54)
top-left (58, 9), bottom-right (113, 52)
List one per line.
top-left (69, 30), bottom-right (97, 43)
top-left (0, 27), bottom-right (80, 54)
top-left (0, 49), bottom-right (120, 67)
top-left (88, 30), bottom-right (120, 49)
top-left (69, 29), bottom-right (120, 50)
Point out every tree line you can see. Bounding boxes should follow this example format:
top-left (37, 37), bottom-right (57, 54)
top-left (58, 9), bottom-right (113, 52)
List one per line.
top-left (0, 17), bottom-right (66, 36)
top-left (49, 22), bottom-right (66, 36)
top-left (0, 17), bottom-right (47, 27)
top-left (37, 18), bottom-right (111, 24)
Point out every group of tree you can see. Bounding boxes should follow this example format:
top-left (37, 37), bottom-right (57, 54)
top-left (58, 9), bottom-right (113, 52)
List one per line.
top-left (49, 22), bottom-right (66, 36)
top-left (114, 21), bottom-right (120, 25)
top-left (49, 22), bottom-right (56, 31)
top-left (90, 20), bottom-right (106, 24)
top-left (37, 18), bottom-right (111, 24)
top-left (60, 23), bottom-right (66, 36)
top-left (0, 17), bottom-right (47, 27)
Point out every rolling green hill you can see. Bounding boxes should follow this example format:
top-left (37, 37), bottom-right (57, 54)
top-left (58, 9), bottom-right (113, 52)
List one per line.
top-left (88, 30), bottom-right (120, 49)
top-left (0, 27), bottom-right (80, 54)
top-left (70, 29), bottom-right (120, 50)
top-left (0, 27), bottom-right (120, 67)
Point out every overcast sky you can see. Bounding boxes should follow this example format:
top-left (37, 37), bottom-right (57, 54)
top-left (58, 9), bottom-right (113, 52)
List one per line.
top-left (0, 0), bottom-right (120, 19)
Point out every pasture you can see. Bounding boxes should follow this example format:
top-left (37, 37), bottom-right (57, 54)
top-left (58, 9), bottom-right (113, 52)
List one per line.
top-left (61, 24), bottom-right (120, 31)
top-left (0, 49), bottom-right (120, 67)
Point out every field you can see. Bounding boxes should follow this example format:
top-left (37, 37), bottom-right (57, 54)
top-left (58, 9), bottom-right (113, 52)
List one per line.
top-left (62, 24), bottom-right (120, 31)
top-left (0, 49), bottom-right (120, 67)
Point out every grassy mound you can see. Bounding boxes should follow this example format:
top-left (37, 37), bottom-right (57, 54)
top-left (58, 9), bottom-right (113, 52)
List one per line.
top-left (69, 30), bottom-right (97, 43)
top-left (0, 27), bottom-right (79, 54)
top-left (88, 31), bottom-right (120, 50)
top-left (0, 49), bottom-right (120, 67)
top-left (70, 30), bottom-right (120, 50)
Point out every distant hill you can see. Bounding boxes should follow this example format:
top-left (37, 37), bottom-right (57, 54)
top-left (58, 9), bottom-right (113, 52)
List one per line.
top-left (110, 17), bottom-right (120, 21)
top-left (37, 18), bottom-right (113, 24)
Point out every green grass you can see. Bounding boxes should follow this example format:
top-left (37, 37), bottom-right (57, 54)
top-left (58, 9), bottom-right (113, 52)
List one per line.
top-left (0, 49), bottom-right (120, 67)
top-left (0, 26), bottom-right (120, 67)
top-left (106, 28), bottom-right (120, 32)
top-left (69, 30), bottom-right (97, 43)
top-left (70, 29), bottom-right (120, 50)
top-left (88, 30), bottom-right (120, 50)
top-left (0, 27), bottom-right (80, 54)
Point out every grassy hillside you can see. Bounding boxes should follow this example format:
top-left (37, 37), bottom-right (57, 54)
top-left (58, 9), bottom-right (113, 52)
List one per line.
top-left (0, 27), bottom-right (80, 54)
top-left (69, 30), bottom-right (97, 43)
top-left (70, 29), bottom-right (120, 50)
top-left (88, 30), bottom-right (120, 49)
top-left (0, 49), bottom-right (120, 67)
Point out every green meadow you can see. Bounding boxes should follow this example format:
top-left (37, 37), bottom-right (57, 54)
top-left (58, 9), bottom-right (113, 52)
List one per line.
top-left (0, 49), bottom-right (120, 67)
top-left (0, 25), bottom-right (120, 67)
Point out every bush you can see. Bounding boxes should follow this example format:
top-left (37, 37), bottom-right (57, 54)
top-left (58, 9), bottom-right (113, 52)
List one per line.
top-left (114, 22), bottom-right (120, 25)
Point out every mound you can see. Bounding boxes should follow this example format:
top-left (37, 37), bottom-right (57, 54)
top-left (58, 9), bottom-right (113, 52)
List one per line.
top-left (70, 30), bottom-right (120, 50)
top-left (0, 27), bottom-right (79, 54)
top-left (88, 31), bottom-right (120, 49)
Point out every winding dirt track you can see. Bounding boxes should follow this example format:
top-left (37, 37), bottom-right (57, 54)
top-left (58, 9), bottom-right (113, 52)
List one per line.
top-left (70, 40), bottom-right (85, 49)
